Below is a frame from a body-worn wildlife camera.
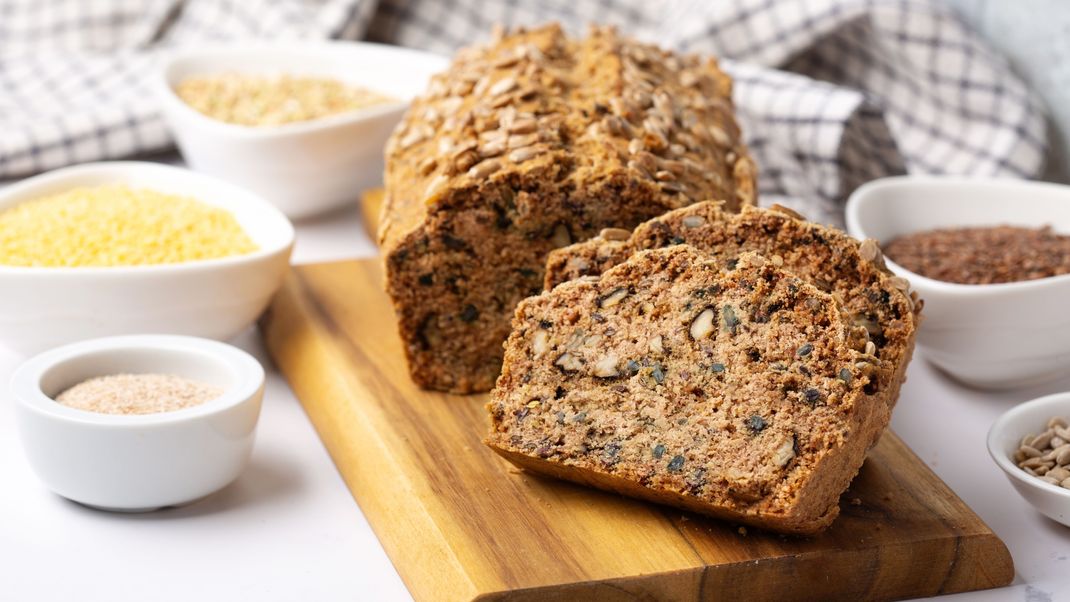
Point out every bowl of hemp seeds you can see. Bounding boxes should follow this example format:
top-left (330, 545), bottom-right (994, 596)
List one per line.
top-left (155, 41), bottom-right (448, 218)
top-left (846, 176), bottom-right (1070, 389)
top-left (12, 335), bottom-right (265, 512)
top-left (0, 161), bottom-right (294, 355)
top-left (988, 391), bottom-right (1070, 527)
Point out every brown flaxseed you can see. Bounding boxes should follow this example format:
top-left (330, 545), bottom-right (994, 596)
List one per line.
top-left (883, 225), bottom-right (1070, 285)
top-left (486, 246), bottom-right (892, 534)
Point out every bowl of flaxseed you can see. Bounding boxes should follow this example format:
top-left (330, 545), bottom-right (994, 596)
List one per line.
top-left (155, 41), bottom-right (449, 218)
top-left (847, 176), bottom-right (1070, 389)
top-left (12, 335), bottom-right (265, 512)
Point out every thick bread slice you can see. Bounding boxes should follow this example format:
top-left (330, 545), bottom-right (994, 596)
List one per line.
top-left (486, 246), bottom-right (890, 534)
top-left (544, 202), bottom-right (920, 409)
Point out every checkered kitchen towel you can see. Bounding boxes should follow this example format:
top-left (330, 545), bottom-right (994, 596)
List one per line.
top-left (0, 0), bottom-right (1047, 225)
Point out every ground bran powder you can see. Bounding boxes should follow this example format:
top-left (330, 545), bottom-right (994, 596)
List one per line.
top-left (55, 374), bottom-right (223, 415)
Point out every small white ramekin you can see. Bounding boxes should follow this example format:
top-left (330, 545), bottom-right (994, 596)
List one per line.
top-left (12, 335), bottom-right (265, 512)
top-left (988, 391), bottom-right (1070, 527)
top-left (846, 176), bottom-right (1070, 389)
top-left (155, 41), bottom-right (448, 218)
top-left (0, 161), bottom-right (294, 356)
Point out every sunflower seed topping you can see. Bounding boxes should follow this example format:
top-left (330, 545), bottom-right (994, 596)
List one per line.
top-left (467, 159), bottom-right (501, 179)
top-left (508, 146), bottom-right (539, 163)
top-left (417, 156), bottom-right (438, 176)
top-left (480, 138), bottom-right (507, 158)
top-left (507, 133), bottom-right (539, 149)
top-left (488, 77), bottom-right (518, 96)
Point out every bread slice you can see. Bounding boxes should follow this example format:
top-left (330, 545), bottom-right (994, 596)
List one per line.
top-left (544, 202), bottom-right (919, 409)
top-left (380, 25), bottom-right (756, 393)
top-left (486, 246), bottom-right (891, 534)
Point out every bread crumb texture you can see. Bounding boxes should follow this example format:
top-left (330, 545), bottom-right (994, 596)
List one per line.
top-left (486, 246), bottom-right (892, 534)
top-left (381, 23), bottom-right (756, 393)
top-left (545, 202), bottom-right (920, 411)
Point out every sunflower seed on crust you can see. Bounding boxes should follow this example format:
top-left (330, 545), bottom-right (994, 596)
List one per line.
top-left (467, 159), bottom-right (502, 179)
top-left (488, 77), bottom-right (518, 96)
top-left (508, 146), bottom-right (539, 163)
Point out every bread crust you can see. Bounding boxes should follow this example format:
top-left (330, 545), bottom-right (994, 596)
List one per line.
top-left (488, 446), bottom-right (839, 535)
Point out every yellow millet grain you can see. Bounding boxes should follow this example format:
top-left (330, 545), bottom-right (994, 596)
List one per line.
top-left (175, 74), bottom-right (396, 127)
top-left (0, 184), bottom-right (258, 267)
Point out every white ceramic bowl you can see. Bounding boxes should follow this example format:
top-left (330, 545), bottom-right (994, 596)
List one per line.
top-left (846, 176), bottom-right (1070, 389)
top-left (12, 335), bottom-right (265, 511)
top-left (988, 391), bottom-right (1070, 527)
top-left (155, 41), bottom-right (448, 219)
top-left (0, 161), bottom-right (294, 356)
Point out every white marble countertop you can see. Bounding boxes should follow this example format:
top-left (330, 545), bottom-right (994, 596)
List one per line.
top-left (1, 192), bottom-right (1068, 602)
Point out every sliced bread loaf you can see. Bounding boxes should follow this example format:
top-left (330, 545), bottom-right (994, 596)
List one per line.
top-left (486, 245), bottom-right (891, 534)
top-left (544, 202), bottom-right (919, 409)
top-left (380, 25), bottom-right (756, 393)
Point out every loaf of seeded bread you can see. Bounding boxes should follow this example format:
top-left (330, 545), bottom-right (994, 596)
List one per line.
top-left (379, 24), bottom-right (757, 393)
top-left (544, 202), bottom-right (920, 410)
top-left (486, 245), bottom-right (890, 534)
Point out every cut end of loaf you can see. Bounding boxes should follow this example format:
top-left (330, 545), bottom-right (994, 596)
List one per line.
top-left (384, 164), bottom-right (676, 393)
top-left (486, 245), bottom-right (889, 533)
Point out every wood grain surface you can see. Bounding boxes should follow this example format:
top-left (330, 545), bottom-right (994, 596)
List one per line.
top-left (260, 258), bottom-right (1014, 602)
top-left (360, 187), bottom-right (384, 241)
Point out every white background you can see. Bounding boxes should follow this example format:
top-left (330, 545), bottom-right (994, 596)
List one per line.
top-left (1, 191), bottom-right (1068, 602)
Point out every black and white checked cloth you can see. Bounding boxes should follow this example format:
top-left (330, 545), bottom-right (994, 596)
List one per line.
top-left (0, 0), bottom-right (1047, 224)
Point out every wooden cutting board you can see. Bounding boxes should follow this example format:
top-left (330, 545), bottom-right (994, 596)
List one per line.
top-left (260, 258), bottom-right (1013, 602)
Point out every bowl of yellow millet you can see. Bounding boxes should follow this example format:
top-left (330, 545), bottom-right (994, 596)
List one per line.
top-left (0, 161), bottom-right (294, 355)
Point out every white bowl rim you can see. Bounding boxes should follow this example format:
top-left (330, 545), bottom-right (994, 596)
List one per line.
top-left (0, 161), bottom-right (295, 276)
top-left (155, 40), bottom-right (449, 139)
top-left (11, 334), bottom-right (265, 426)
top-left (986, 390), bottom-right (1070, 500)
top-left (846, 175), bottom-right (1070, 296)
